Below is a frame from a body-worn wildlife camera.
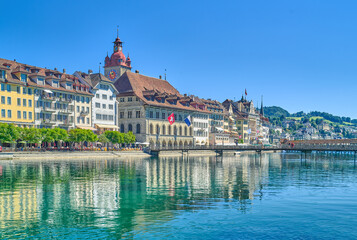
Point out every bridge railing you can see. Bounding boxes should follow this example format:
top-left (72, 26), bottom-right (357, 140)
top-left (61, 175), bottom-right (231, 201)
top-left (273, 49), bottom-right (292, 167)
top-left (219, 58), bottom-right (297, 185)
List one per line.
top-left (149, 144), bottom-right (357, 152)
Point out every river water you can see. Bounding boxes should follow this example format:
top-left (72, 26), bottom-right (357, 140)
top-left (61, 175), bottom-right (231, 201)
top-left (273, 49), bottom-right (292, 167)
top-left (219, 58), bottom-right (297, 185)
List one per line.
top-left (0, 153), bottom-right (357, 239)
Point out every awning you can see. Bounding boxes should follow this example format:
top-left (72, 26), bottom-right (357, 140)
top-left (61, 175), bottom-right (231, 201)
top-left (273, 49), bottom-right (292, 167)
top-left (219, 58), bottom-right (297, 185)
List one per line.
top-left (77, 126), bottom-right (97, 131)
top-left (44, 89), bottom-right (53, 94)
top-left (95, 124), bottom-right (119, 129)
top-left (215, 127), bottom-right (224, 132)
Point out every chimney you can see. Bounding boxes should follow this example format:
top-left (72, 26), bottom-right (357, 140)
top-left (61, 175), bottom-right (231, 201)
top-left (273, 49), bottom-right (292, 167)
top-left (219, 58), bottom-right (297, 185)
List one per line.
top-left (63, 69), bottom-right (66, 73)
top-left (184, 94), bottom-right (187, 97)
top-left (88, 69), bottom-right (93, 74)
top-left (135, 70), bottom-right (139, 73)
top-left (14, 59), bottom-right (16, 62)
top-left (159, 75), bottom-right (162, 79)
top-left (54, 67), bottom-right (57, 71)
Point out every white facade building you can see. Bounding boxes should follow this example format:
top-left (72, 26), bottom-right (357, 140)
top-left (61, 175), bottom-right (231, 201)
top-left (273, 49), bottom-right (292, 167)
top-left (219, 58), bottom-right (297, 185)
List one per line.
top-left (74, 72), bottom-right (119, 133)
top-left (192, 113), bottom-right (209, 146)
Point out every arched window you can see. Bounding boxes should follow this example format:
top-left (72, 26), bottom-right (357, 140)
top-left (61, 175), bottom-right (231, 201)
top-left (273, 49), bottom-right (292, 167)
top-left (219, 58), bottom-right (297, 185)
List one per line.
top-left (162, 125), bottom-right (166, 135)
top-left (179, 126), bottom-right (182, 136)
top-left (174, 126), bottom-right (177, 136)
top-left (184, 126), bottom-right (188, 136)
top-left (156, 124), bottom-right (160, 135)
top-left (128, 124), bottom-right (133, 132)
top-left (189, 127), bottom-right (192, 136)
top-left (150, 124), bottom-right (153, 134)
top-left (120, 124), bottom-right (124, 133)
top-left (136, 124), bottom-right (141, 134)
top-left (168, 125), bottom-right (172, 135)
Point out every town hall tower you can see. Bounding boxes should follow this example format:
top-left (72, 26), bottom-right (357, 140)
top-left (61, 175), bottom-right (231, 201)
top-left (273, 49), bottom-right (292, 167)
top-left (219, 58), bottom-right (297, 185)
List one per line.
top-left (104, 32), bottom-right (132, 82)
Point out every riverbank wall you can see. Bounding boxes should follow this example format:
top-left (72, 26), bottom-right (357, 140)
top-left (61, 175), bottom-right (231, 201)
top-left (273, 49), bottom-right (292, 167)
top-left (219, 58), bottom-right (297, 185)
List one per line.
top-left (0, 151), bottom-right (151, 160)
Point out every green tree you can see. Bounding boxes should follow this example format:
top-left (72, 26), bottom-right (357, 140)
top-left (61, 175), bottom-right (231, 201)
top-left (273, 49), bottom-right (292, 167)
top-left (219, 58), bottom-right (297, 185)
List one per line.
top-left (98, 134), bottom-right (110, 144)
top-left (68, 129), bottom-right (87, 149)
top-left (85, 130), bottom-right (98, 143)
top-left (0, 123), bottom-right (19, 144)
top-left (23, 128), bottom-right (42, 144)
top-left (40, 128), bottom-right (55, 146)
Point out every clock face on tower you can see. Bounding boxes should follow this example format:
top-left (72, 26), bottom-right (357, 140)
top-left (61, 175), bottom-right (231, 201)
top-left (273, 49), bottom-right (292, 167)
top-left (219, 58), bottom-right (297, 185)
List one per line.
top-left (114, 46), bottom-right (118, 52)
top-left (108, 69), bottom-right (117, 81)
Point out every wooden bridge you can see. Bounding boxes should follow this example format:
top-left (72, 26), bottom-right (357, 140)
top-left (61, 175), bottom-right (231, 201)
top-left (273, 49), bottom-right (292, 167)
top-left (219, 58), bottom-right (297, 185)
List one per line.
top-left (149, 139), bottom-right (357, 156)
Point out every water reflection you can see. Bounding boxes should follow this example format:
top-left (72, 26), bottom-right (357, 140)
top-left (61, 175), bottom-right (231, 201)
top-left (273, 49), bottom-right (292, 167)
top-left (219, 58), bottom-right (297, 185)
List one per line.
top-left (0, 153), bottom-right (356, 238)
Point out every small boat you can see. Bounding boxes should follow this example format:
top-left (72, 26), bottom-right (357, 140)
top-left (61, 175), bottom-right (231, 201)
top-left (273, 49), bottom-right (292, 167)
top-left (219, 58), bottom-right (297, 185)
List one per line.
top-left (234, 151), bottom-right (240, 156)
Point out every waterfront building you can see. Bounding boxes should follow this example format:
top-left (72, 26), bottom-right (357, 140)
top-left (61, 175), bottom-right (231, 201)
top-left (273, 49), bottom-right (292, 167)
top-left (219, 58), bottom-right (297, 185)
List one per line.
top-left (199, 98), bottom-right (231, 145)
top-left (189, 97), bottom-right (210, 145)
top-left (222, 99), bottom-right (249, 143)
top-left (0, 59), bottom-right (93, 129)
top-left (74, 71), bottom-right (118, 133)
top-left (113, 71), bottom-right (209, 147)
top-left (104, 33), bottom-right (132, 82)
top-left (0, 60), bottom-right (35, 127)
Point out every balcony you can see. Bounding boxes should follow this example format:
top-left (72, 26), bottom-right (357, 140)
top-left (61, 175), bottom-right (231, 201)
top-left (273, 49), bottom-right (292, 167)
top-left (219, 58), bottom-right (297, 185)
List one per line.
top-left (59, 119), bottom-right (74, 126)
top-left (80, 111), bottom-right (89, 116)
top-left (58, 108), bottom-right (73, 114)
top-left (58, 97), bottom-right (73, 103)
top-left (41, 118), bottom-right (55, 125)
top-left (41, 106), bottom-right (56, 112)
top-left (42, 95), bottom-right (55, 101)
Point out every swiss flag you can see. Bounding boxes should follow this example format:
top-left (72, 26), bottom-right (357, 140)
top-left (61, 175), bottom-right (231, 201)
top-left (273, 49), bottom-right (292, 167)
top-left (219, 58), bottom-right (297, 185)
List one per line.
top-left (168, 113), bottom-right (175, 125)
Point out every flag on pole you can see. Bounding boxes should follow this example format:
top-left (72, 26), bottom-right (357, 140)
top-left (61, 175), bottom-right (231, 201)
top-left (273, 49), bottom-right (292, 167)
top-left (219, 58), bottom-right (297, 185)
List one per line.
top-left (168, 113), bottom-right (175, 125)
top-left (184, 115), bottom-right (191, 127)
top-left (245, 89), bottom-right (247, 96)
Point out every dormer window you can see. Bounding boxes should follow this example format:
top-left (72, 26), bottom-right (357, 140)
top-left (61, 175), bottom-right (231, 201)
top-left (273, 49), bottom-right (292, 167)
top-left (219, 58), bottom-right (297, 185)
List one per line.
top-left (66, 83), bottom-right (72, 90)
top-left (21, 74), bottom-right (27, 83)
top-left (38, 77), bottom-right (44, 85)
top-left (53, 80), bottom-right (59, 88)
top-left (25, 67), bottom-right (30, 72)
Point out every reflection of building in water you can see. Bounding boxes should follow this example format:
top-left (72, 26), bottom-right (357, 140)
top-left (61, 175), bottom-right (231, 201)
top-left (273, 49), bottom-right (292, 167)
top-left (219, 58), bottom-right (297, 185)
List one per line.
top-left (145, 154), bottom-right (271, 202)
top-left (0, 187), bottom-right (40, 228)
top-left (146, 157), bottom-right (214, 197)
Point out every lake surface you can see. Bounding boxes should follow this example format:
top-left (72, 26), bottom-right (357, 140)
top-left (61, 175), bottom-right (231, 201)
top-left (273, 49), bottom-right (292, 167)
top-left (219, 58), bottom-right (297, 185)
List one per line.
top-left (1, 153), bottom-right (357, 239)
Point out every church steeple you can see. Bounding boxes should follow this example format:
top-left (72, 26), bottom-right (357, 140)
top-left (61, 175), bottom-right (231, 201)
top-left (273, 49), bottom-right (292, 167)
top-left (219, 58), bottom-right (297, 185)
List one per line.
top-left (260, 95), bottom-right (264, 116)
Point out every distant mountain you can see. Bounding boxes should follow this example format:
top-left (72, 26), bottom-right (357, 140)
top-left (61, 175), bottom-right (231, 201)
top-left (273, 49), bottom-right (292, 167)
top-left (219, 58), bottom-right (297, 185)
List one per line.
top-left (261, 106), bottom-right (356, 126)
top-left (262, 106), bottom-right (290, 118)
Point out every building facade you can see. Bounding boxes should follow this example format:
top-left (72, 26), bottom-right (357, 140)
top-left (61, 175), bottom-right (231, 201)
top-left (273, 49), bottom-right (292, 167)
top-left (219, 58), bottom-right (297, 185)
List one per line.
top-left (0, 59), bottom-right (93, 130)
top-left (0, 61), bottom-right (35, 127)
top-left (75, 72), bottom-right (118, 133)
top-left (114, 71), bottom-right (210, 147)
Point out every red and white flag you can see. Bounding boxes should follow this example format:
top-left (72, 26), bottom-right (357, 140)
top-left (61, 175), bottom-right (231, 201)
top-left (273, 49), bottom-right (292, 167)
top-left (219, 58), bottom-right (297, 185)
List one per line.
top-left (245, 89), bottom-right (247, 96)
top-left (168, 113), bottom-right (175, 125)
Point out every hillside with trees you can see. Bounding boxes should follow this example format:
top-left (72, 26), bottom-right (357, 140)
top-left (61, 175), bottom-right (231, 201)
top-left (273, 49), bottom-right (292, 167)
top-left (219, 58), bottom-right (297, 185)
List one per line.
top-left (262, 107), bottom-right (356, 126)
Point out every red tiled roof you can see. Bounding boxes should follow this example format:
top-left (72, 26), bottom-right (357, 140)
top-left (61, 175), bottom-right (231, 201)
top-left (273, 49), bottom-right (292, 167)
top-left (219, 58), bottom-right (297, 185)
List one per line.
top-left (0, 58), bottom-right (93, 96)
top-left (114, 71), bottom-right (210, 113)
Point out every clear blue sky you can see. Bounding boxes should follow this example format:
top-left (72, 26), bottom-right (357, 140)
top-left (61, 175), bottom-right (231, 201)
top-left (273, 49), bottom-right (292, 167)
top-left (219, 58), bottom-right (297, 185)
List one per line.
top-left (1, 0), bottom-right (357, 118)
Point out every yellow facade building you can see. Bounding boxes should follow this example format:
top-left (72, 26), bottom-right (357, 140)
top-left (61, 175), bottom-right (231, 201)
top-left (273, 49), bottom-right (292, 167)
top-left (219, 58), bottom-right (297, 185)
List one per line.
top-left (0, 61), bottom-right (35, 127)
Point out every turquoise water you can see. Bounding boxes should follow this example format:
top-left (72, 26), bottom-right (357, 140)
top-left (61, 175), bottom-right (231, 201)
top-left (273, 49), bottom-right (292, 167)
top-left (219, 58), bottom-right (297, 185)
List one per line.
top-left (0, 153), bottom-right (357, 239)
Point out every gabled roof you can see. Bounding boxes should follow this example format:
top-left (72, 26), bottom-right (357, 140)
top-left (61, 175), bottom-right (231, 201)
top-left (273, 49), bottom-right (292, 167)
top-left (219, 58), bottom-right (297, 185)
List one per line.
top-left (74, 71), bottom-right (118, 94)
top-left (114, 71), bottom-right (209, 113)
top-left (0, 58), bottom-right (93, 96)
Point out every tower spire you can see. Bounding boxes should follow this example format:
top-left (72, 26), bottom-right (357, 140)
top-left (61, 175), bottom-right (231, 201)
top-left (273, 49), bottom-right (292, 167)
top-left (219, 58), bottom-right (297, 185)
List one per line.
top-left (117, 25), bottom-right (119, 38)
top-left (260, 95), bottom-right (264, 116)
